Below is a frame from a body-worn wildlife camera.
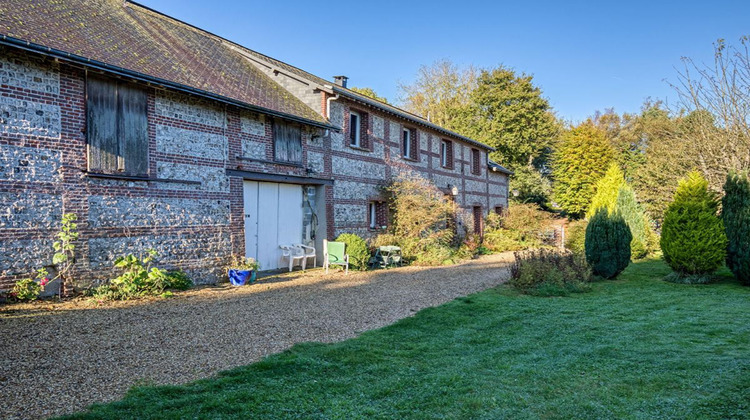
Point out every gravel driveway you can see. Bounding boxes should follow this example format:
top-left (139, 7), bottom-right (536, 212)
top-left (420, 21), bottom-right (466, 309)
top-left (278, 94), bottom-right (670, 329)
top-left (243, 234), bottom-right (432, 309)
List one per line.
top-left (0, 252), bottom-right (513, 419)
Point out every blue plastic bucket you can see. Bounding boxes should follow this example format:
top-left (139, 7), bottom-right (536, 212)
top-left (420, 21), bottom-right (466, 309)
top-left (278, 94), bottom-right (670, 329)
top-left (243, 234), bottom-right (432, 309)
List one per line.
top-left (228, 269), bottom-right (256, 286)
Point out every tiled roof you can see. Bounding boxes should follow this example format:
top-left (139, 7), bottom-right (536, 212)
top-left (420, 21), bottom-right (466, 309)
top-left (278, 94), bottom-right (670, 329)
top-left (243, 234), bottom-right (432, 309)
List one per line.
top-left (232, 44), bottom-right (495, 151)
top-left (0, 0), bottom-right (330, 126)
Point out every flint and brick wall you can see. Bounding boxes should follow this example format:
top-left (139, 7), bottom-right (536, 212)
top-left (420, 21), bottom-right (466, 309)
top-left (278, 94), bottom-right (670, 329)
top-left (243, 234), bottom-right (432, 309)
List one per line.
top-left (0, 45), bottom-right (508, 291)
top-left (325, 97), bottom-right (508, 239)
top-left (0, 46), bottom-right (331, 291)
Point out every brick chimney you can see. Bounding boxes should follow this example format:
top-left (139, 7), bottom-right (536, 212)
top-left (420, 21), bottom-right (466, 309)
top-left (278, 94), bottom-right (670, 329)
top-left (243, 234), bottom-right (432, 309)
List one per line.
top-left (333, 75), bottom-right (348, 88)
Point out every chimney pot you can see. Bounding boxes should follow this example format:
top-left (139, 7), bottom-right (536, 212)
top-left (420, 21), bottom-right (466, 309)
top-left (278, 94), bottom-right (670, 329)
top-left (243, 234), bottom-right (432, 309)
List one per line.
top-left (333, 75), bottom-right (348, 88)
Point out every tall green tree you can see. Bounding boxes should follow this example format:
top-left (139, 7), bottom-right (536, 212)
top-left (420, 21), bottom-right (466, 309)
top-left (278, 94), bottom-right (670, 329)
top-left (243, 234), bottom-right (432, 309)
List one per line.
top-left (551, 123), bottom-right (613, 218)
top-left (722, 171), bottom-right (750, 285)
top-left (350, 87), bottom-right (389, 104)
top-left (452, 66), bottom-right (559, 169)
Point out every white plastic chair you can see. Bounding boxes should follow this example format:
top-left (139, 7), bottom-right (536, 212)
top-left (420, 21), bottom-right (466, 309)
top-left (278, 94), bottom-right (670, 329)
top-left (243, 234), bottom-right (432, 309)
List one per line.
top-left (295, 243), bottom-right (317, 268)
top-left (279, 245), bottom-right (306, 272)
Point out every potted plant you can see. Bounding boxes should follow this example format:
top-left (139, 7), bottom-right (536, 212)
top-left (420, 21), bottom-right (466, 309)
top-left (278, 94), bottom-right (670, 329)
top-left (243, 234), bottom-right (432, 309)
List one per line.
top-left (226, 255), bottom-right (259, 286)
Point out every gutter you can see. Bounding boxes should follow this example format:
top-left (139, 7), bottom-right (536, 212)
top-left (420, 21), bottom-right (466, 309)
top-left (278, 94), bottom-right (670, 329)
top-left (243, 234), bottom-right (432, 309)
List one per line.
top-left (0, 35), bottom-right (338, 131)
top-left (331, 86), bottom-right (495, 152)
top-left (488, 160), bottom-right (514, 175)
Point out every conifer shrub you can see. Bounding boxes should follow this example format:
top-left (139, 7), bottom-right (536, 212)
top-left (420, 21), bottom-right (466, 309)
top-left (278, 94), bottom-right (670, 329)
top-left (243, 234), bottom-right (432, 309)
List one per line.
top-left (585, 163), bottom-right (655, 259)
top-left (585, 208), bottom-right (632, 279)
top-left (661, 172), bottom-right (727, 284)
top-left (722, 171), bottom-right (750, 285)
top-left (586, 163), bottom-right (625, 219)
top-left (615, 185), bottom-right (649, 259)
top-left (335, 233), bottom-right (370, 271)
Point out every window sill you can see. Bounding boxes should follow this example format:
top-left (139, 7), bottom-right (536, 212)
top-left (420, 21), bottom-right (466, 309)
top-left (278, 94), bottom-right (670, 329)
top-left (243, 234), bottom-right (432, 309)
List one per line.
top-left (84, 171), bottom-right (201, 185)
top-left (402, 156), bottom-right (418, 162)
top-left (236, 155), bottom-right (303, 168)
top-left (348, 145), bottom-right (371, 153)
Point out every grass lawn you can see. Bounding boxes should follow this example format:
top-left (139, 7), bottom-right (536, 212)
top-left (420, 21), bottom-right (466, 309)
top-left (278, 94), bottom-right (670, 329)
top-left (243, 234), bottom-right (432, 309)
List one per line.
top-left (63, 259), bottom-right (749, 419)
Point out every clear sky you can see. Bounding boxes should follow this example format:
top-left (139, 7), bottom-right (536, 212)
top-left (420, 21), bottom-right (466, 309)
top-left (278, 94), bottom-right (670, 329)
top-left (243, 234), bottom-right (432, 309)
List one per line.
top-left (139, 0), bottom-right (749, 123)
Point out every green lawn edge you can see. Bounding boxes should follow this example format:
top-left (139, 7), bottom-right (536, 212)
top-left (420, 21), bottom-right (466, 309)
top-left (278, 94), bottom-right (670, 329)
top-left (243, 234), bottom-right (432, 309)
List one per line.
top-left (60, 259), bottom-right (750, 419)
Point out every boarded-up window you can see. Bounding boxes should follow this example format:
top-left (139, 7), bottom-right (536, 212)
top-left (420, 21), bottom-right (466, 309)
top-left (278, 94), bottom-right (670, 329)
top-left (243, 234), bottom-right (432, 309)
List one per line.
top-left (273, 119), bottom-right (302, 163)
top-left (86, 76), bottom-right (148, 175)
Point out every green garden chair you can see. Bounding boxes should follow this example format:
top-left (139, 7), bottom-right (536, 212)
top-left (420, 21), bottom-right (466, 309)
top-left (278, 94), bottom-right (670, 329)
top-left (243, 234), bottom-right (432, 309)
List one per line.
top-left (323, 239), bottom-right (349, 274)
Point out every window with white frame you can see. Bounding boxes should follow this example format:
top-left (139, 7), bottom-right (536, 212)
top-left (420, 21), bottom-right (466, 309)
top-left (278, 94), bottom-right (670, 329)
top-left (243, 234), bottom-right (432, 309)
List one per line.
top-left (369, 202), bottom-right (377, 229)
top-left (440, 139), bottom-right (453, 169)
top-left (402, 128), bottom-right (411, 158)
top-left (349, 111), bottom-right (361, 147)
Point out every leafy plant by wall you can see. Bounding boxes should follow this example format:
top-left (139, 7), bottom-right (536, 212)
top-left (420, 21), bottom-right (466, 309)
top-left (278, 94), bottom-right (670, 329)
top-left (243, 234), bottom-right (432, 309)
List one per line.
top-left (585, 208), bottom-right (632, 279)
top-left (661, 172), bottom-right (727, 284)
top-left (385, 172), bottom-right (459, 265)
top-left (335, 233), bottom-right (370, 271)
top-left (91, 249), bottom-right (192, 300)
top-left (722, 171), bottom-right (750, 285)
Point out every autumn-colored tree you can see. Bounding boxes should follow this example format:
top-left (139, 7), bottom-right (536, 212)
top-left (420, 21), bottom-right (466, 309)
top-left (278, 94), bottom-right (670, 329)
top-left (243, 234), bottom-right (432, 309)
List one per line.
top-left (349, 86), bottom-right (389, 104)
top-left (398, 59), bottom-right (476, 129)
top-left (551, 123), bottom-right (613, 218)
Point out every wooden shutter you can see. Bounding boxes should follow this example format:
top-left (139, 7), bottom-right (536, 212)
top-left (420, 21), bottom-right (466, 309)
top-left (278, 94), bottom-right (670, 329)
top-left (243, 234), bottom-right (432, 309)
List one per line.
top-left (410, 129), bottom-right (418, 159)
top-left (274, 119), bottom-right (302, 163)
top-left (118, 83), bottom-right (148, 175)
top-left (472, 149), bottom-right (481, 175)
top-left (473, 206), bottom-right (483, 234)
top-left (87, 76), bottom-right (118, 173)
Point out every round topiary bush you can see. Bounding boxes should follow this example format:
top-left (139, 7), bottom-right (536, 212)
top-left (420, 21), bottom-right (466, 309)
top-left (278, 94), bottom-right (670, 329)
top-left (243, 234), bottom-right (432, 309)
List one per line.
top-left (661, 171), bottom-right (727, 284)
top-left (334, 233), bottom-right (370, 271)
top-left (585, 208), bottom-right (632, 279)
top-left (722, 171), bottom-right (750, 285)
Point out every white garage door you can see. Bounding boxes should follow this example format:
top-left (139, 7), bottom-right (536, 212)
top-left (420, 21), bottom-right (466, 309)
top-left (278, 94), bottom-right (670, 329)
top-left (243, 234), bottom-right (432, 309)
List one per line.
top-left (243, 181), bottom-right (303, 270)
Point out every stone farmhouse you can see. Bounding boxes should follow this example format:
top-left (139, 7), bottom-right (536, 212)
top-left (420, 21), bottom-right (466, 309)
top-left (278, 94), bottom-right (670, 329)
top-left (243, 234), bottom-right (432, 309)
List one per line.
top-left (0, 0), bottom-right (510, 291)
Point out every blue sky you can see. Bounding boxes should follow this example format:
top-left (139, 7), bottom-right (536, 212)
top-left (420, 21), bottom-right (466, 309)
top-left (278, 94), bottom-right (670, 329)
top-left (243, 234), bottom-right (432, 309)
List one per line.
top-left (140, 0), bottom-right (749, 123)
